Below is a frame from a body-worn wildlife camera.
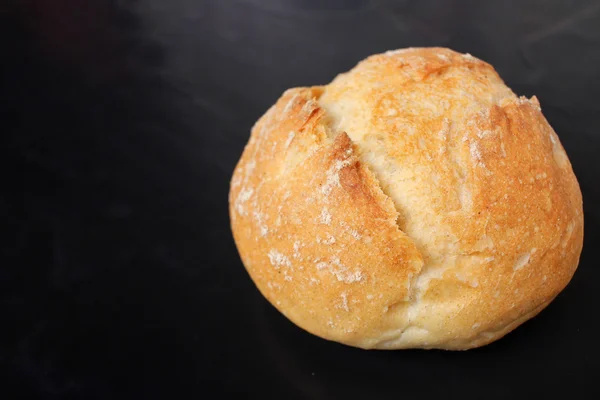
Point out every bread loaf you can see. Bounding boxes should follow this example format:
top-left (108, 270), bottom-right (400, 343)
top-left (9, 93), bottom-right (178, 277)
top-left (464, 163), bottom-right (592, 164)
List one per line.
top-left (229, 47), bottom-right (583, 350)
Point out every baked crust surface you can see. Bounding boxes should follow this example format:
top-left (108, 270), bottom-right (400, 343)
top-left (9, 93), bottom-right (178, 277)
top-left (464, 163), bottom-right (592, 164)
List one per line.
top-left (229, 48), bottom-right (583, 349)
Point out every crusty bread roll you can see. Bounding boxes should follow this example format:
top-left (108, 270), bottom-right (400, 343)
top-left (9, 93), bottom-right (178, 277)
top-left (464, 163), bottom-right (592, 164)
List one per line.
top-left (229, 47), bottom-right (583, 350)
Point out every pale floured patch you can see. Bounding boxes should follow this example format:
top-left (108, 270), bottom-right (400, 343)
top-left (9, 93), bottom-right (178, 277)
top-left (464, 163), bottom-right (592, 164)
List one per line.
top-left (235, 187), bottom-right (254, 215)
top-left (338, 292), bottom-right (350, 312)
top-left (322, 159), bottom-right (353, 197)
top-left (315, 256), bottom-right (364, 284)
top-left (253, 211), bottom-right (269, 236)
top-left (268, 249), bottom-right (291, 269)
top-left (513, 252), bottom-right (531, 271)
top-left (320, 207), bottom-right (332, 225)
top-left (284, 131), bottom-right (295, 148)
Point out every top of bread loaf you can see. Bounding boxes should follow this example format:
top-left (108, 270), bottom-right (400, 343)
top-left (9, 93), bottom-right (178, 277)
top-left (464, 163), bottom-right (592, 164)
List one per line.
top-left (229, 47), bottom-right (583, 349)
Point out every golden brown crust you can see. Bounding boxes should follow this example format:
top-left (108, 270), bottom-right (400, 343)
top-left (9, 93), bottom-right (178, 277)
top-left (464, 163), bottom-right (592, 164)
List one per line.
top-left (229, 48), bottom-right (583, 349)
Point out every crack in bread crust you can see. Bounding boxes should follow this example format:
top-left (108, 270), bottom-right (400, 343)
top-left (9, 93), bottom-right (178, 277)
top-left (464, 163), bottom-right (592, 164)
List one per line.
top-left (316, 95), bottom-right (428, 347)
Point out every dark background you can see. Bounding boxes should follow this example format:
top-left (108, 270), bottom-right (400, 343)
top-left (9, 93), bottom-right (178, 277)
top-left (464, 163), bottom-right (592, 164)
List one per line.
top-left (1, 0), bottom-right (599, 398)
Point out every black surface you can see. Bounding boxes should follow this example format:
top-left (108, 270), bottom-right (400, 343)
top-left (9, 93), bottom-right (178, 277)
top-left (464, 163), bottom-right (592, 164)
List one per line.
top-left (1, 0), bottom-right (599, 398)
